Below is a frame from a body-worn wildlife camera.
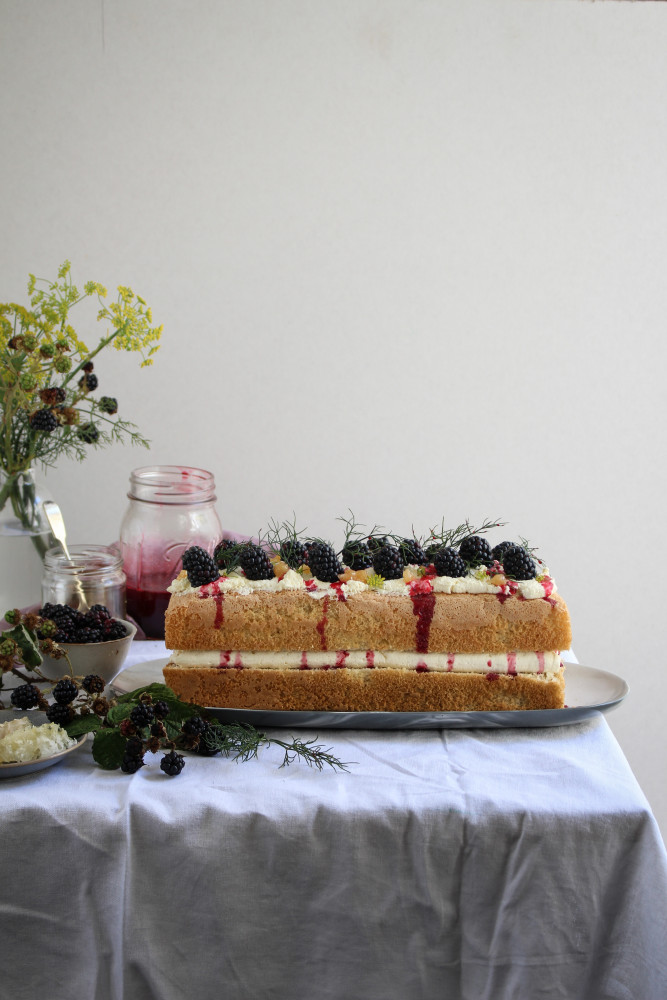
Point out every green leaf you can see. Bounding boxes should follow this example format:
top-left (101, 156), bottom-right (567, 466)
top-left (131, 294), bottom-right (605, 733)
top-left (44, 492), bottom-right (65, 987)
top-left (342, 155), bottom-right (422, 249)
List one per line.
top-left (5, 624), bottom-right (42, 669)
top-left (65, 714), bottom-right (103, 737)
top-left (116, 682), bottom-right (176, 704)
top-left (91, 729), bottom-right (127, 770)
top-left (107, 703), bottom-right (133, 726)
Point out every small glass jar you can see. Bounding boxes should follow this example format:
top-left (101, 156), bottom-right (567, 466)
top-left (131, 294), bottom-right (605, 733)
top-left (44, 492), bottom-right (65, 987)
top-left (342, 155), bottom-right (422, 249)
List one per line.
top-left (119, 466), bottom-right (222, 639)
top-left (42, 544), bottom-right (126, 619)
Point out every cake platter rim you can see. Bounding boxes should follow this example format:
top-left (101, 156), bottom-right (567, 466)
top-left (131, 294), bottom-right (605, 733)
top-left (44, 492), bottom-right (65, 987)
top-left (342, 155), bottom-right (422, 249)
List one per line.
top-left (111, 659), bottom-right (628, 730)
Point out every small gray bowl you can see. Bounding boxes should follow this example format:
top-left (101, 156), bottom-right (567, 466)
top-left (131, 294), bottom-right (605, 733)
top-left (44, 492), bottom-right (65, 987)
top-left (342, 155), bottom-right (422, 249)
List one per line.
top-left (39, 620), bottom-right (137, 684)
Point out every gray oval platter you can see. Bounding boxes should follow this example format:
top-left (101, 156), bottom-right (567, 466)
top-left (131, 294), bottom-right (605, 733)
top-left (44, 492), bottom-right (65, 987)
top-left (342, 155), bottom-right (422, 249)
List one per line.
top-left (113, 659), bottom-right (628, 730)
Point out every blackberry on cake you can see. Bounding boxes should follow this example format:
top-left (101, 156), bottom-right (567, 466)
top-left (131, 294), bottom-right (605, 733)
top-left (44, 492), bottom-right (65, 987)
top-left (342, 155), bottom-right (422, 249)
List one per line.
top-left (341, 539), bottom-right (373, 570)
top-left (182, 546), bottom-right (219, 587)
top-left (279, 539), bottom-right (308, 570)
top-left (491, 541), bottom-right (515, 564)
top-left (308, 542), bottom-right (344, 583)
top-left (398, 538), bottom-right (427, 566)
top-left (372, 543), bottom-right (405, 580)
top-left (238, 543), bottom-right (274, 581)
top-left (432, 547), bottom-right (466, 578)
top-left (459, 535), bottom-right (493, 567)
top-left (502, 545), bottom-right (537, 581)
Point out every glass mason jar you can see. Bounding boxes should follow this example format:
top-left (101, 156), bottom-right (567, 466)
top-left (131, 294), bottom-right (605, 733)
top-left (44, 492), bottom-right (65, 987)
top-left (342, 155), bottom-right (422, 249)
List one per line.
top-left (42, 544), bottom-right (126, 619)
top-left (119, 466), bottom-right (222, 639)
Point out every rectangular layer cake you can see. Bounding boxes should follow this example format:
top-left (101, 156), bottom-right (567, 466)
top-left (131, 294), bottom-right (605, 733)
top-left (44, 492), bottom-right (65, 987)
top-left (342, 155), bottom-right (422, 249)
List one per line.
top-left (164, 564), bottom-right (571, 712)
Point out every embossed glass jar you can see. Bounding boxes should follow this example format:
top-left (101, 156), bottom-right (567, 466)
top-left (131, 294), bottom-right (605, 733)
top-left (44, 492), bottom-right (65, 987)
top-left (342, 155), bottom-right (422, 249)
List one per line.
top-left (119, 466), bottom-right (222, 639)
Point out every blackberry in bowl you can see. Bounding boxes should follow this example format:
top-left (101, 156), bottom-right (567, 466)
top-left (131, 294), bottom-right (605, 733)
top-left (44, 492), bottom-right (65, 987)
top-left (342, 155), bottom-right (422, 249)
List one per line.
top-left (38, 603), bottom-right (136, 684)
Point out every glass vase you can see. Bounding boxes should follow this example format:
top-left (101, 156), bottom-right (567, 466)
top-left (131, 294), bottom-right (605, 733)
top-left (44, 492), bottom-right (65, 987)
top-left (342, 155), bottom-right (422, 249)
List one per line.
top-left (0, 468), bottom-right (55, 612)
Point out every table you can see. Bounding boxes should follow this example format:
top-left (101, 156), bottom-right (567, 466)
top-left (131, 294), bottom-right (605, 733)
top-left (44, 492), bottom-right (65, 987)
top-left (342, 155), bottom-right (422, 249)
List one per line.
top-left (1, 643), bottom-right (667, 1000)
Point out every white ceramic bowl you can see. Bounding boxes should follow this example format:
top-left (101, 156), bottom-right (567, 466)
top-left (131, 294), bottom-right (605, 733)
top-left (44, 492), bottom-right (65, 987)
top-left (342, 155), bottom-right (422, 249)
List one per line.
top-left (39, 619), bottom-right (137, 684)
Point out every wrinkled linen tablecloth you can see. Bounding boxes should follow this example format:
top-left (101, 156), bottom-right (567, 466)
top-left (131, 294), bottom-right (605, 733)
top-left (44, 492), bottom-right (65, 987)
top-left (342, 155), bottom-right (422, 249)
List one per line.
top-left (1, 643), bottom-right (666, 1000)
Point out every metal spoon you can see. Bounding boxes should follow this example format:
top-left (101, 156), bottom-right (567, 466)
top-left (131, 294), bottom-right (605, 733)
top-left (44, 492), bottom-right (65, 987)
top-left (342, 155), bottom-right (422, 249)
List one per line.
top-left (42, 500), bottom-right (89, 613)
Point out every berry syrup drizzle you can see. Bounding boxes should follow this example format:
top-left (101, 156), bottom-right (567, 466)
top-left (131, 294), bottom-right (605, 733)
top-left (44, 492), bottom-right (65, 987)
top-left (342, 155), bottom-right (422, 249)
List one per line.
top-left (330, 581), bottom-right (347, 602)
top-left (199, 579), bottom-right (225, 629)
top-left (409, 577), bottom-right (435, 654)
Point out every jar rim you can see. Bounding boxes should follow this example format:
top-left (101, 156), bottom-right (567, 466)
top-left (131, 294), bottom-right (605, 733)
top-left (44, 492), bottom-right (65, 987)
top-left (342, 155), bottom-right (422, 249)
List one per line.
top-left (44, 543), bottom-right (123, 574)
top-left (127, 466), bottom-right (216, 504)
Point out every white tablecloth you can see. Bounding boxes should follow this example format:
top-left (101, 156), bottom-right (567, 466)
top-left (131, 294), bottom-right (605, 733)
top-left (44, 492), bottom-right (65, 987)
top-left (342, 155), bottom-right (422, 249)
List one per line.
top-left (1, 642), bottom-right (667, 1000)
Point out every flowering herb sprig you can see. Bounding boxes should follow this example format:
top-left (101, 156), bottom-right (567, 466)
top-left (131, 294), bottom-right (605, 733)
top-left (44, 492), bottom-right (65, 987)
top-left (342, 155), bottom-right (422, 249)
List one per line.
top-left (0, 262), bottom-right (162, 549)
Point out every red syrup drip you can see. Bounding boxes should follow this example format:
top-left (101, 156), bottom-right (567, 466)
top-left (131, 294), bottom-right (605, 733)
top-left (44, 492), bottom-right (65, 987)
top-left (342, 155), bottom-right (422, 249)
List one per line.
top-left (330, 581), bottom-right (347, 602)
top-left (125, 585), bottom-right (170, 639)
top-left (507, 652), bottom-right (517, 676)
top-left (486, 672), bottom-right (500, 681)
top-left (415, 661), bottom-right (429, 673)
top-left (544, 596), bottom-right (558, 607)
top-left (541, 576), bottom-right (554, 598)
top-left (218, 651), bottom-right (231, 668)
top-left (496, 591), bottom-right (510, 605)
top-left (198, 579), bottom-right (225, 629)
top-left (365, 650), bottom-right (375, 668)
top-left (304, 579), bottom-right (318, 592)
top-left (316, 595), bottom-right (329, 650)
top-left (233, 653), bottom-right (243, 669)
top-left (536, 651), bottom-right (545, 674)
top-left (447, 654), bottom-right (455, 672)
top-left (409, 580), bottom-right (436, 654)
top-left (335, 651), bottom-right (349, 668)
top-left (300, 651), bottom-right (310, 670)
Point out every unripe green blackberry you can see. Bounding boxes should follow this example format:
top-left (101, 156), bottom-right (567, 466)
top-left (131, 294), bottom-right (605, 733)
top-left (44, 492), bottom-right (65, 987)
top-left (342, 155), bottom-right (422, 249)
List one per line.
top-left (54, 356), bottom-right (71, 373)
top-left (39, 343), bottom-right (55, 358)
top-left (0, 637), bottom-right (17, 657)
top-left (20, 372), bottom-right (37, 391)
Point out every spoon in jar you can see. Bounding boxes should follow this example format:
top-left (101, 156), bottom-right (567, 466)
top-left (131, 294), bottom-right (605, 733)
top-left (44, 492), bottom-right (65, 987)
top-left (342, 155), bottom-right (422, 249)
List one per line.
top-left (41, 500), bottom-right (89, 613)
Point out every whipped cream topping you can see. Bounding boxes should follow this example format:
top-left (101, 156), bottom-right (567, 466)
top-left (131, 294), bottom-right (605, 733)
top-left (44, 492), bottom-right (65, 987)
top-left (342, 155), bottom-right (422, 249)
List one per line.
top-left (168, 566), bottom-right (556, 601)
top-left (168, 649), bottom-right (562, 677)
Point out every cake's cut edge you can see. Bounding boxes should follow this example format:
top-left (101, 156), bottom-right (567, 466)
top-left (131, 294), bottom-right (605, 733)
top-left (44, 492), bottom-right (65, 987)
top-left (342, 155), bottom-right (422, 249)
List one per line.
top-left (163, 662), bottom-right (565, 713)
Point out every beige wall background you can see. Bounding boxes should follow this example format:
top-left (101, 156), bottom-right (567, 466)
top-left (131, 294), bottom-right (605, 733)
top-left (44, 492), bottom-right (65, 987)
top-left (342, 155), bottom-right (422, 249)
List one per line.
top-left (2, 0), bottom-right (667, 837)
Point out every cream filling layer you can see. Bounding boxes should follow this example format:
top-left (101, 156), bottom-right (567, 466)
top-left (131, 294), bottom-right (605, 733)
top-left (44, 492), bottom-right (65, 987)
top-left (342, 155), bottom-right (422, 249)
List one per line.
top-left (168, 567), bottom-right (556, 601)
top-left (168, 649), bottom-right (562, 676)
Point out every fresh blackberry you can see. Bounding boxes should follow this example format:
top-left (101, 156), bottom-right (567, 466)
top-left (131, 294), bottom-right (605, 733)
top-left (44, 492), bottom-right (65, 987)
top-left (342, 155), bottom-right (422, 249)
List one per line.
top-left (160, 750), bottom-right (185, 776)
top-left (121, 755), bottom-right (145, 774)
top-left (77, 422), bottom-right (99, 444)
top-left (10, 683), bottom-right (41, 709)
top-left (182, 715), bottom-right (207, 738)
top-left (99, 396), bottom-right (118, 414)
top-left (367, 535), bottom-right (388, 554)
top-left (459, 535), bottom-right (493, 567)
top-left (153, 700), bottom-right (170, 720)
top-left (308, 542), bottom-right (344, 583)
top-left (82, 674), bottom-right (105, 694)
top-left (103, 621), bottom-right (128, 641)
top-left (195, 722), bottom-right (221, 757)
top-left (279, 539), bottom-right (307, 570)
top-left (53, 678), bottom-right (78, 705)
top-left (398, 538), bottom-right (427, 566)
top-left (502, 546), bottom-right (537, 581)
top-left (30, 408), bottom-right (58, 432)
top-left (182, 545), bottom-right (219, 587)
top-left (372, 544), bottom-right (405, 580)
top-left (341, 540), bottom-right (373, 571)
top-left (46, 703), bottom-right (73, 726)
top-left (88, 604), bottom-right (112, 620)
top-left (130, 703), bottom-right (155, 728)
top-left (78, 372), bottom-right (98, 392)
top-left (214, 538), bottom-right (240, 572)
top-left (432, 547), bottom-right (467, 578)
top-left (238, 543), bottom-right (274, 581)
top-left (491, 541), bottom-right (515, 564)
top-left (124, 737), bottom-right (145, 758)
